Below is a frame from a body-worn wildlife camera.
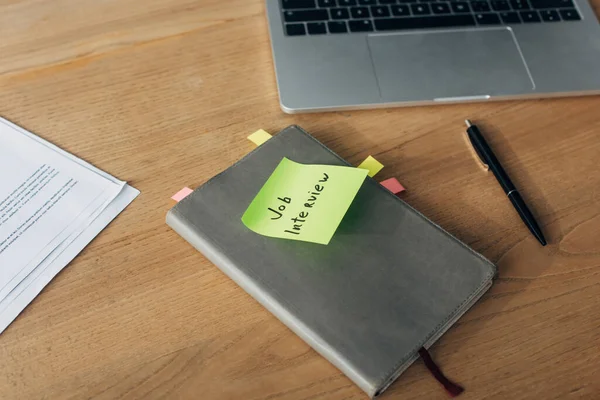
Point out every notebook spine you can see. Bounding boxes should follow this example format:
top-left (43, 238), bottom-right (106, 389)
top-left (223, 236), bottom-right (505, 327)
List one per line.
top-left (165, 208), bottom-right (377, 398)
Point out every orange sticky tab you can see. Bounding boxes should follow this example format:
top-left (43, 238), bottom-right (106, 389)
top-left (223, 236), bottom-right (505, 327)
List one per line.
top-left (380, 178), bottom-right (405, 195)
top-left (171, 187), bottom-right (193, 202)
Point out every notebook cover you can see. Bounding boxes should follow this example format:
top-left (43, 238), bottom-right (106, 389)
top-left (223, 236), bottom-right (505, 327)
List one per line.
top-left (166, 125), bottom-right (496, 398)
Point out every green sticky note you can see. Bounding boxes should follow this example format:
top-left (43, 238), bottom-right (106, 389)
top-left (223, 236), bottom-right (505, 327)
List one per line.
top-left (242, 158), bottom-right (368, 245)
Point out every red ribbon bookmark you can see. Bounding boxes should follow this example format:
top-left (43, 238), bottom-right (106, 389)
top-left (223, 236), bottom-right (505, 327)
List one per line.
top-left (418, 347), bottom-right (464, 397)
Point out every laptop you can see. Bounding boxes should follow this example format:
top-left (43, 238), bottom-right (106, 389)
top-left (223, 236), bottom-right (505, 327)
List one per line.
top-left (265, 0), bottom-right (600, 113)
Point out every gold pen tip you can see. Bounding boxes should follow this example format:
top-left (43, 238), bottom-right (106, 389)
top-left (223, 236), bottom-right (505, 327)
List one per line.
top-left (465, 119), bottom-right (472, 128)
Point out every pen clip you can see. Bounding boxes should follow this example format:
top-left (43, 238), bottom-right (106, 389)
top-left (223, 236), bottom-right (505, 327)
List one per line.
top-left (463, 131), bottom-right (489, 172)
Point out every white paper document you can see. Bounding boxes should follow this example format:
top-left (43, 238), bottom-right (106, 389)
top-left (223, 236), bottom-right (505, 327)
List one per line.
top-left (0, 117), bottom-right (139, 334)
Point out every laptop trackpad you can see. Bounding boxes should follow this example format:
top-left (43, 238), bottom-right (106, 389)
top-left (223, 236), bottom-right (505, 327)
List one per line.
top-left (367, 28), bottom-right (534, 102)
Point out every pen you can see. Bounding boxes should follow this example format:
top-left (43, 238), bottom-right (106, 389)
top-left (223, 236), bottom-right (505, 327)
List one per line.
top-left (465, 120), bottom-right (547, 246)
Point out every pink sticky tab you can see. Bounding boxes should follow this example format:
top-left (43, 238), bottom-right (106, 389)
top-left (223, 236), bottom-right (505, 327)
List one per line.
top-left (380, 178), bottom-right (405, 195)
top-left (171, 187), bottom-right (193, 202)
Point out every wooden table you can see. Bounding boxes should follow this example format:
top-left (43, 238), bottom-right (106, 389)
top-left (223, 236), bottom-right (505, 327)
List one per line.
top-left (2, 1), bottom-right (600, 399)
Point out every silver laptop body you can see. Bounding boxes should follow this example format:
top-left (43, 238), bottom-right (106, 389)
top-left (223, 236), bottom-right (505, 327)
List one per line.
top-left (265, 0), bottom-right (600, 113)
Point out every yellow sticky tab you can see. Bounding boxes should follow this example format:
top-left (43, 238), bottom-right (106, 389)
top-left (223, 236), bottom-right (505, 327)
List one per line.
top-left (357, 155), bottom-right (384, 177)
top-left (248, 129), bottom-right (272, 146)
top-left (242, 158), bottom-right (368, 245)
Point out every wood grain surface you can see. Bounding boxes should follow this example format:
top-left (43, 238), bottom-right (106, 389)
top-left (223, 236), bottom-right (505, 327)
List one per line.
top-left (1, 1), bottom-right (600, 399)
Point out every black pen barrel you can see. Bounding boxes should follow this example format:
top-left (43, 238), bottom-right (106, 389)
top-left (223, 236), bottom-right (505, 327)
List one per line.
top-left (467, 125), bottom-right (516, 194)
top-left (507, 191), bottom-right (547, 246)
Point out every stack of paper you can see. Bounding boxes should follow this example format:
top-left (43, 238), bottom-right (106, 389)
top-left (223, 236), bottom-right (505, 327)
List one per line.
top-left (0, 117), bottom-right (139, 334)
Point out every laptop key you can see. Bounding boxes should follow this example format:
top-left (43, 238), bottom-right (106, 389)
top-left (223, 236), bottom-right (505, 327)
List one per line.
top-left (540, 9), bottom-right (560, 20)
top-left (285, 23), bottom-right (307, 35)
top-left (471, 1), bottom-right (491, 11)
top-left (452, 2), bottom-right (471, 12)
top-left (475, 12), bottom-right (501, 23)
top-left (375, 14), bottom-right (476, 30)
top-left (411, 3), bottom-right (432, 14)
top-left (318, 0), bottom-right (338, 6)
top-left (328, 21), bottom-right (349, 32)
top-left (282, 0), bottom-right (317, 9)
top-left (378, 0), bottom-right (398, 3)
top-left (330, 7), bottom-right (350, 18)
top-left (559, 8), bottom-right (580, 19)
top-left (358, 0), bottom-right (377, 4)
top-left (349, 19), bottom-right (374, 31)
top-left (499, 11), bottom-right (521, 22)
top-left (371, 5), bottom-right (392, 16)
top-left (398, 0), bottom-right (417, 3)
top-left (307, 22), bottom-right (328, 34)
top-left (520, 10), bottom-right (541, 21)
top-left (391, 4), bottom-right (411, 14)
top-left (510, 0), bottom-right (530, 9)
top-left (491, 0), bottom-right (510, 10)
top-left (529, 0), bottom-right (573, 7)
top-left (284, 10), bottom-right (330, 22)
top-left (339, 0), bottom-right (358, 5)
top-left (351, 6), bottom-right (371, 17)
top-left (431, 2), bottom-right (451, 13)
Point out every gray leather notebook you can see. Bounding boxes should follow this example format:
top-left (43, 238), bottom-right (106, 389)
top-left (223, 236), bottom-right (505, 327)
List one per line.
top-left (166, 125), bottom-right (496, 398)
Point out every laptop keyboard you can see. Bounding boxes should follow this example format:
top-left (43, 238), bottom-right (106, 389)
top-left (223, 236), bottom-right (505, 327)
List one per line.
top-left (280, 0), bottom-right (581, 35)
